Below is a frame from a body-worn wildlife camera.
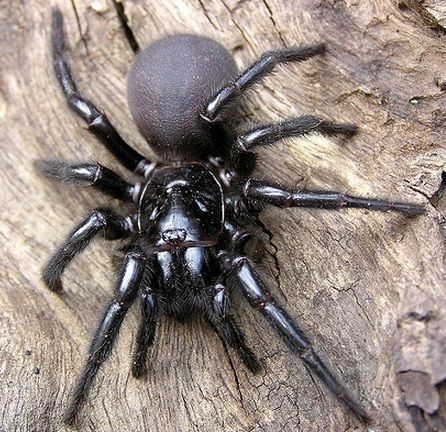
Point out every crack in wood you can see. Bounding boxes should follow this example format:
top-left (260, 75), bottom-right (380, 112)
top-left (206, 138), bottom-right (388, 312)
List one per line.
top-left (255, 216), bottom-right (288, 303)
top-left (181, 393), bottom-right (200, 431)
top-left (197, 0), bottom-right (219, 30)
top-left (70, 0), bottom-right (89, 53)
top-left (261, 0), bottom-right (286, 46)
top-left (112, 0), bottom-right (140, 53)
top-left (217, 332), bottom-right (250, 417)
top-left (398, 0), bottom-right (446, 34)
top-left (329, 283), bottom-right (372, 324)
top-left (221, 0), bottom-right (256, 52)
top-left (428, 171), bottom-right (446, 209)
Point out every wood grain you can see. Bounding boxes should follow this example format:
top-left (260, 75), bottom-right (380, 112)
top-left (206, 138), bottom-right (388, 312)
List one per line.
top-left (1, 1), bottom-right (445, 431)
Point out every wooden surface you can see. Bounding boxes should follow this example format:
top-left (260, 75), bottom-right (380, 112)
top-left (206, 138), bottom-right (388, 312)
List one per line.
top-left (1, 1), bottom-right (445, 431)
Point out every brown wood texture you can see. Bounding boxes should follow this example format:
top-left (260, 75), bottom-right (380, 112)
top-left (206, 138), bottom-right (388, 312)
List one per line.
top-left (1, 1), bottom-right (445, 431)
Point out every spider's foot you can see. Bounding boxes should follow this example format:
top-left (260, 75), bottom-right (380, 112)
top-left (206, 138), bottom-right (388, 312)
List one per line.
top-left (391, 201), bottom-right (425, 216)
top-left (131, 360), bottom-right (147, 379)
top-left (240, 347), bottom-right (262, 374)
top-left (337, 391), bottom-right (372, 424)
top-left (322, 121), bottom-right (358, 137)
top-left (64, 408), bottom-right (78, 427)
top-left (42, 270), bottom-right (63, 293)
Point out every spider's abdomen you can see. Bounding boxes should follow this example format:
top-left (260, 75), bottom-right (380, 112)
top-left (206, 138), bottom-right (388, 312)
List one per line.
top-left (127, 35), bottom-right (237, 161)
top-left (137, 163), bottom-right (225, 249)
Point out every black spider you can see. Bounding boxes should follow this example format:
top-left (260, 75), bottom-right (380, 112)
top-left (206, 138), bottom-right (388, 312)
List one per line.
top-left (38, 8), bottom-right (424, 426)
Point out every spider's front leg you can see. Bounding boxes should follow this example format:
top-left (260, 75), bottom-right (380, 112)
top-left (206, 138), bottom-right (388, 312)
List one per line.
top-left (131, 268), bottom-right (158, 378)
top-left (65, 248), bottom-right (146, 425)
top-left (43, 209), bottom-right (134, 292)
top-left (218, 249), bottom-right (371, 423)
top-left (203, 277), bottom-right (261, 373)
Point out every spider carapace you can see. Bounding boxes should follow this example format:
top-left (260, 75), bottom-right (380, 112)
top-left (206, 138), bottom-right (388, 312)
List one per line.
top-left (39, 8), bottom-right (424, 426)
top-left (137, 163), bottom-right (224, 250)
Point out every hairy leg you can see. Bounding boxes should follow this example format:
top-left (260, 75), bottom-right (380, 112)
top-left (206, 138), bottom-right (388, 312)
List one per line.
top-left (230, 115), bottom-right (356, 164)
top-left (218, 250), bottom-right (370, 423)
top-left (227, 115), bottom-right (357, 177)
top-left (65, 248), bottom-right (146, 425)
top-left (51, 8), bottom-right (150, 173)
top-left (131, 266), bottom-right (158, 378)
top-left (36, 160), bottom-right (140, 202)
top-left (202, 45), bottom-right (326, 122)
top-left (43, 209), bottom-right (133, 292)
top-left (204, 279), bottom-right (261, 373)
top-left (242, 179), bottom-right (425, 215)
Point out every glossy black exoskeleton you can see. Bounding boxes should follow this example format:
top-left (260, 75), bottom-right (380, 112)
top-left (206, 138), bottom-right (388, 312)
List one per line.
top-left (138, 164), bottom-right (224, 250)
top-left (38, 8), bottom-right (424, 426)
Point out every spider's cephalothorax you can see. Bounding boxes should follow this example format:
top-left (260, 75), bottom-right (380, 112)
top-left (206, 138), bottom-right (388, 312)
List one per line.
top-left (40, 9), bottom-right (424, 426)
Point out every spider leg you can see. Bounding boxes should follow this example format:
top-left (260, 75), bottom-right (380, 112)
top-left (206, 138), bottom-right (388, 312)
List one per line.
top-left (202, 44), bottom-right (326, 122)
top-left (36, 160), bottom-right (140, 202)
top-left (203, 279), bottom-right (261, 373)
top-left (65, 248), bottom-right (146, 425)
top-left (218, 250), bottom-right (371, 423)
top-left (51, 9), bottom-right (151, 173)
top-left (228, 115), bottom-right (357, 175)
top-left (43, 209), bottom-right (133, 292)
top-left (242, 179), bottom-right (425, 216)
top-left (131, 265), bottom-right (158, 378)
top-left (231, 115), bottom-right (356, 161)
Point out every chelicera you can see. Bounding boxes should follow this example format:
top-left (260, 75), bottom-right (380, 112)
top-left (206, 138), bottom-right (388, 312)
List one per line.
top-left (39, 8), bottom-right (424, 426)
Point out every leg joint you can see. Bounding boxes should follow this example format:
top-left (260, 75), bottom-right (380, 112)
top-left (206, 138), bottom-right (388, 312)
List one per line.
top-left (126, 250), bottom-right (147, 263)
top-left (67, 94), bottom-right (101, 124)
top-left (250, 296), bottom-right (273, 310)
top-left (232, 255), bottom-right (251, 269)
top-left (111, 297), bottom-right (133, 310)
top-left (92, 209), bottom-right (110, 227)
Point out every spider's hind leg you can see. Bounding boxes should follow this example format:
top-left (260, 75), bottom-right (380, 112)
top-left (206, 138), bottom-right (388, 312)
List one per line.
top-left (202, 44), bottom-right (326, 122)
top-left (51, 8), bottom-right (150, 173)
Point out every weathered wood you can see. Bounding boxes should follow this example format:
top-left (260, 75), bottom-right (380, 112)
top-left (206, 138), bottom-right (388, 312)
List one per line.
top-left (1, 1), bottom-right (445, 431)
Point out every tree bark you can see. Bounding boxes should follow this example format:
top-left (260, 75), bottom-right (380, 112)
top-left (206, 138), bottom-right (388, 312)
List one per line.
top-left (1, 1), bottom-right (445, 431)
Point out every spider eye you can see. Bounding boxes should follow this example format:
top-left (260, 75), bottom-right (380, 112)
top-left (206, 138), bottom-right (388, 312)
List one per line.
top-left (162, 228), bottom-right (187, 245)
